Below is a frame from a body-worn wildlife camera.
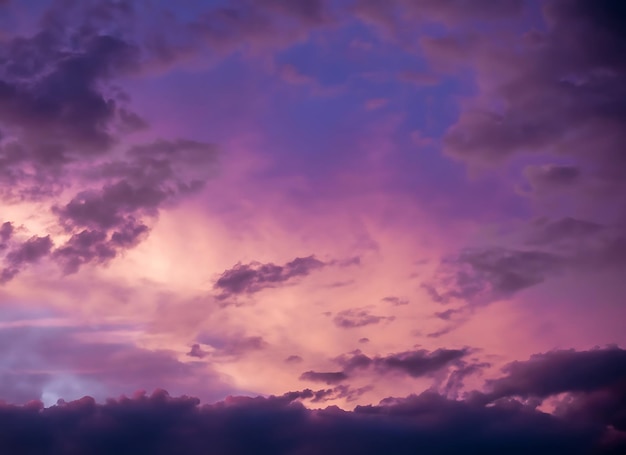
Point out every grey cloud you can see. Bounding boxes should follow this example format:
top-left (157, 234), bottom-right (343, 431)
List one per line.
top-left (337, 348), bottom-right (470, 379)
top-left (214, 255), bottom-right (326, 300)
top-left (333, 308), bottom-right (394, 328)
top-left (422, 247), bottom-right (563, 305)
top-left (0, 235), bottom-right (53, 283)
top-left (299, 370), bottom-right (349, 385)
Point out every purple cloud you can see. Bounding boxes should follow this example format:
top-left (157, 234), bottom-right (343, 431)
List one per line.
top-left (336, 348), bottom-right (469, 379)
top-left (333, 308), bottom-right (394, 328)
top-left (0, 385), bottom-right (616, 454)
top-left (299, 371), bottom-right (348, 385)
top-left (214, 255), bottom-right (326, 300)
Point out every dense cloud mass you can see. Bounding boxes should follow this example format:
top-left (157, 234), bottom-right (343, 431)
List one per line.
top-left (2, 348), bottom-right (626, 455)
top-left (0, 1), bottom-right (219, 280)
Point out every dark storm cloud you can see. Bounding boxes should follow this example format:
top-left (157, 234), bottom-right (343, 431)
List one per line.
top-left (476, 346), bottom-right (626, 434)
top-left (284, 355), bottom-right (303, 363)
top-left (333, 308), bottom-right (394, 328)
top-left (214, 255), bottom-right (326, 299)
top-left (484, 346), bottom-right (626, 402)
top-left (422, 247), bottom-right (563, 305)
top-left (0, 385), bottom-right (620, 455)
top-left (299, 371), bottom-right (348, 385)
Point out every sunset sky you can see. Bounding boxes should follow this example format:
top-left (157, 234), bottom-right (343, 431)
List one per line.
top-left (1, 0), bottom-right (625, 453)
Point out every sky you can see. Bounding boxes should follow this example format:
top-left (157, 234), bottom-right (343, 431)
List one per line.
top-left (0, 0), bottom-right (625, 453)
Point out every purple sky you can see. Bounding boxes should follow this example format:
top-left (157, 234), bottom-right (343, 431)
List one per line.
top-left (1, 0), bottom-right (625, 453)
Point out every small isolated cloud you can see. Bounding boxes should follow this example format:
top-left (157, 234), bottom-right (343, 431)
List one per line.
top-left (333, 308), bottom-right (394, 328)
top-left (299, 370), bottom-right (348, 385)
top-left (285, 355), bottom-right (303, 364)
top-left (483, 346), bottom-right (626, 402)
top-left (336, 347), bottom-right (469, 379)
top-left (214, 255), bottom-right (326, 300)
top-left (382, 296), bottom-right (409, 306)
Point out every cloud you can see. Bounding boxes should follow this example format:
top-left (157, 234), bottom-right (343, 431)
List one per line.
top-left (0, 1), bottom-right (143, 198)
top-left (308, 384), bottom-right (374, 403)
top-left (336, 348), bottom-right (469, 379)
top-left (0, 2), bottom-right (220, 279)
top-left (477, 346), bottom-right (626, 434)
top-left (522, 164), bottom-right (583, 194)
top-left (0, 235), bottom-right (53, 283)
top-left (422, 247), bottom-right (563, 305)
top-left (483, 346), bottom-right (626, 402)
top-left (0, 384), bottom-right (620, 454)
top-left (285, 355), bottom-right (303, 363)
top-left (299, 370), bottom-right (348, 385)
top-left (437, 0), bottom-right (626, 198)
top-left (525, 217), bottom-right (604, 247)
top-left (0, 222), bottom-right (14, 245)
top-left (353, 0), bottom-right (525, 36)
top-left (148, 0), bottom-right (333, 64)
top-left (333, 308), bottom-right (394, 328)
top-left (44, 139), bottom-right (216, 274)
top-left (214, 255), bottom-right (326, 300)
top-left (381, 296), bottom-right (409, 306)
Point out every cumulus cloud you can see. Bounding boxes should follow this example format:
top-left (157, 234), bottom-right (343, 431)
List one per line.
top-left (0, 382), bottom-right (621, 454)
top-left (0, 235), bottom-right (53, 283)
top-left (483, 346), bottom-right (626, 402)
top-left (0, 2), bottom-right (220, 281)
